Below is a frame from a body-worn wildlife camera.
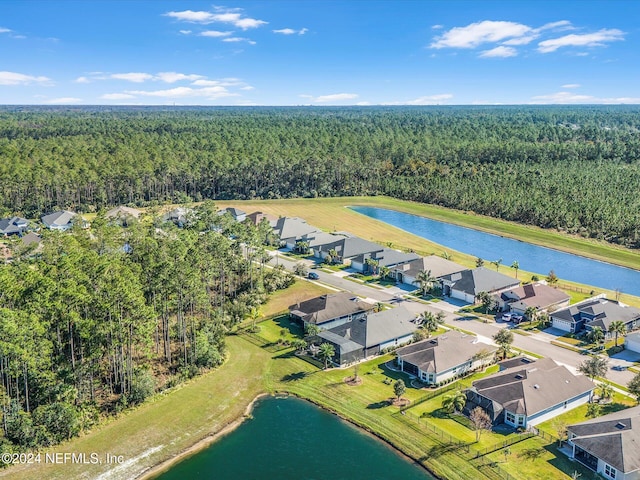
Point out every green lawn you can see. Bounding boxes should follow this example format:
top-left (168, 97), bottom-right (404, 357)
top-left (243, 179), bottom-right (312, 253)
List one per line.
top-left (253, 314), bottom-right (304, 344)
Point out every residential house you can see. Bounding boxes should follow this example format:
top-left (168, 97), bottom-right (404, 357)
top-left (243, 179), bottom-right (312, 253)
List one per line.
top-left (316, 306), bottom-right (419, 365)
top-left (20, 232), bottom-right (42, 248)
top-left (161, 207), bottom-right (193, 227)
top-left (390, 255), bottom-right (467, 289)
top-left (224, 207), bottom-right (246, 222)
top-left (497, 356), bottom-right (536, 371)
top-left (465, 358), bottom-right (593, 428)
top-left (295, 231), bottom-right (348, 257)
top-left (272, 217), bottom-right (319, 249)
top-left (350, 248), bottom-right (420, 274)
top-left (396, 331), bottom-right (497, 385)
top-left (289, 292), bottom-right (373, 331)
top-left (494, 282), bottom-right (570, 314)
top-left (440, 267), bottom-right (520, 304)
top-left (105, 206), bottom-right (142, 226)
top-left (246, 211), bottom-right (277, 227)
top-left (41, 211), bottom-right (77, 231)
top-left (0, 216), bottom-right (29, 236)
top-left (564, 405), bottom-right (640, 479)
top-left (551, 296), bottom-right (640, 335)
top-left (317, 236), bottom-right (384, 265)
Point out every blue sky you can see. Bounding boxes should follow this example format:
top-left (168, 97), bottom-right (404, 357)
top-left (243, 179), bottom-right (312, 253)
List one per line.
top-left (1, 0), bottom-right (639, 105)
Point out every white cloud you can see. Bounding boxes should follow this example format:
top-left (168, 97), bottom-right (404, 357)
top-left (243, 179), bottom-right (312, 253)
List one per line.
top-left (223, 37), bottom-right (256, 45)
top-left (0, 27), bottom-right (11, 33)
top-left (431, 24), bottom-right (443, 30)
top-left (74, 76), bottom-right (91, 84)
top-left (240, 85), bottom-right (254, 90)
top-left (155, 72), bottom-right (204, 83)
top-left (111, 72), bottom-right (153, 83)
top-left (538, 20), bottom-right (573, 31)
top-left (479, 46), bottom-right (517, 58)
top-left (530, 91), bottom-right (640, 104)
top-left (199, 30), bottom-right (233, 37)
top-left (273, 27), bottom-right (308, 35)
top-left (101, 93), bottom-right (135, 100)
top-left (356, 101), bottom-right (371, 106)
top-left (502, 35), bottom-right (538, 46)
top-left (164, 8), bottom-right (267, 30)
top-left (431, 21), bottom-right (532, 49)
top-left (0, 71), bottom-right (52, 86)
top-left (561, 83), bottom-right (581, 89)
top-left (125, 86), bottom-right (237, 100)
top-left (45, 97), bottom-right (82, 104)
top-left (538, 29), bottom-right (624, 53)
top-left (383, 94), bottom-right (454, 105)
top-left (179, 30), bottom-right (192, 35)
top-left (314, 93), bottom-right (359, 103)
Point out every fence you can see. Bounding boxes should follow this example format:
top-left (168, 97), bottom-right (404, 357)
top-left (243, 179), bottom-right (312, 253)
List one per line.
top-left (471, 432), bottom-right (535, 458)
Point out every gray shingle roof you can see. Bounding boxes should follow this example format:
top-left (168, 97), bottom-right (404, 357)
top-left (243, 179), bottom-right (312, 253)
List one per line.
top-left (272, 217), bottom-right (319, 242)
top-left (317, 330), bottom-right (363, 353)
top-left (41, 210), bottom-right (76, 228)
top-left (351, 249), bottom-right (420, 268)
top-left (442, 267), bottom-right (520, 296)
top-left (552, 297), bottom-right (640, 331)
top-left (363, 306), bottom-right (418, 347)
top-left (471, 358), bottom-right (593, 418)
top-left (106, 206), bottom-right (142, 219)
top-left (397, 331), bottom-right (497, 373)
top-left (318, 236), bottom-right (383, 259)
top-left (289, 292), bottom-right (373, 326)
top-left (568, 405), bottom-right (640, 474)
top-left (393, 255), bottom-right (467, 279)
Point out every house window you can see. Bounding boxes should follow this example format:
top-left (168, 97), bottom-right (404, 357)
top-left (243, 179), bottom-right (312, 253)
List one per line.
top-left (506, 412), bottom-right (516, 424)
top-left (517, 416), bottom-right (525, 426)
top-left (604, 464), bottom-right (616, 479)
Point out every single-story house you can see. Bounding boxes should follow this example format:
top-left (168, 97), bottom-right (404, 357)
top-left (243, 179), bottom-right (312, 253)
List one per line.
top-left (316, 306), bottom-right (419, 365)
top-left (224, 207), bottom-right (246, 222)
top-left (497, 356), bottom-right (536, 371)
top-left (0, 216), bottom-right (29, 236)
top-left (551, 296), bottom-right (640, 335)
top-left (161, 207), bottom-right (193, 227)
top-left (105, 206), bottom-right (142, 226)
top-left (272, 217), bottom-right (320, 249)
top-left (350, 248), bottom-right (420, 274)
top-left (295, 231), bottom-right (348, 257)
top-left (21, 232), bottom-right (42, 247)
top-left (396, 331), bottom-right (497, 385)
top-left (625, 332), bottom-right (640, 354)
top-left (246, 211), bottom-right (277, 227)
top-left (440, 267), bottom-right (520, 304)
top-left (41, 211), bottom-right (78, 231)
top-left (465, 357), bottom-right (593, 428)
top-left (390, 255), bottom-right (467, 289)
top-left (289, 292), bottom-right (374, 331)
top-left (317, 236), bottom-right (384, 265)
top-left (564, 405), bottom-right (640, 479)
top-left (494, 282), bottom-right (570, 314)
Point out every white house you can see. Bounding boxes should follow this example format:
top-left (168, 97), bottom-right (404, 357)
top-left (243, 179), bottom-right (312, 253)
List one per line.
top-left (396, 331), bottom-right (497, 385)
top-left (41, 211), bottom-right (77, 231)
top-left (390, 255), bottom-right (466, 289)
top-left (465, 358), bottom-right (593, 428)
top-left (440, 267), bottom-right (520, 304)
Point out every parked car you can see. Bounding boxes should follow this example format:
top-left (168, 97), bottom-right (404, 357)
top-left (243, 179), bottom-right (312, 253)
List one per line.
top-left (612, 365), bottom-right (628, 371)
top-left (501, 313), bottom-right (513, 321)
top-left (307, 272), bottom-right (320, 280)
top-left (512, 314), bottom-right (524, 324)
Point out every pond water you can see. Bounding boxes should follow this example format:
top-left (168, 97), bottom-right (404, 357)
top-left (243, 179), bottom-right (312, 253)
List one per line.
top-left (350, 206), bottom-right (640, 296)
top-left (155, 396), bottom-right (432, 480)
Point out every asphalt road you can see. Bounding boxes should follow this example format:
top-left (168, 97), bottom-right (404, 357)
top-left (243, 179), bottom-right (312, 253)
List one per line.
top-left (268, 251), bottom-right (639, 387)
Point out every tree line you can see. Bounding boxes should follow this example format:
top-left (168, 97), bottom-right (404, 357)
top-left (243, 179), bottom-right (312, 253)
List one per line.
top-left (1, 105), bottom-right (640, 246)
top-left (0, 201), bottom-right (293, 453)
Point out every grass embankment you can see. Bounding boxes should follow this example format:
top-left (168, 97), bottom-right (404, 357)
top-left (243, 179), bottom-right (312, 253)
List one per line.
top-left (215, 196), bottom-right (640, 307)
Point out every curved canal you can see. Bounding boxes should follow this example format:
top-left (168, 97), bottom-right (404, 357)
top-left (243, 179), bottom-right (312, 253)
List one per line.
top-left (350, 206), bottom-right (640, 297)
top-left (155, 396), bottom-right (432, 480)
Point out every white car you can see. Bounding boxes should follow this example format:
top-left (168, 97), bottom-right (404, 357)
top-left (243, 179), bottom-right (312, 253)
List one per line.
top-left (502, 313), bottom-right (513, 321)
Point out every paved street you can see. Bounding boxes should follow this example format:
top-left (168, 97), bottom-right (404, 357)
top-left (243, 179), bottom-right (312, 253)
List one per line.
top-left (268, 250), bottom-right (638, 387)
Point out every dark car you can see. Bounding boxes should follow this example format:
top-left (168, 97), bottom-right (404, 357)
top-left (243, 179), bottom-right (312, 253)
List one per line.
top-left (308, 272), bottom-right (320, 280)
top-left (612, 365), bottom-right (628, 371)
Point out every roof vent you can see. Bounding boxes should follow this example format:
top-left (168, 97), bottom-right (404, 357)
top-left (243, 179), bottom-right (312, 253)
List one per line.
top-left (515, 374), bottom-right (524, 380)
top-left (527, 368), bottom-right (538, 373)
top-left (616, 422), bottom-right (626, 429)
top-left (533, 384), bottom-right (540, 389)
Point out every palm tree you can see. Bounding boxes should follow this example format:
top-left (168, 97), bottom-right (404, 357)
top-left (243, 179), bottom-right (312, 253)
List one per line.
top-left (524, 306), bottom-right (538, 324)
top-left (609, 320), bottom-right (627, 347)
top-left (597, 382), bottom-right (614, 402)
top-left (421, 312), bottom-right (439, 338)
top-left (442, 390), bottom-right (467, 414)
top-left (413, 269), bottom-right (437, 297)
top-left (491, 258), bottom-right (503, 272)
top-left (379, 265), bottom-right (390, 279)
top-left (475, 257), bottom-right (485, 268)
top-left (328, 248), bottom-right (339, 264)
top-left (374, 302), bottom-right (384, 313)
top-left (588, 326), bottom-right (605, 348)
top-left (511, 260), bottom-right (520, 279)
top-left (318, 343), bottom-right (335, 369)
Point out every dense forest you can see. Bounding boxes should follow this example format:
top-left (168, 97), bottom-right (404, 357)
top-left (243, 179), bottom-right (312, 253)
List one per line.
top-left (0, 202), bottom-right (293, 452)
top-left (1, 105), bottom-right (640, 246)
